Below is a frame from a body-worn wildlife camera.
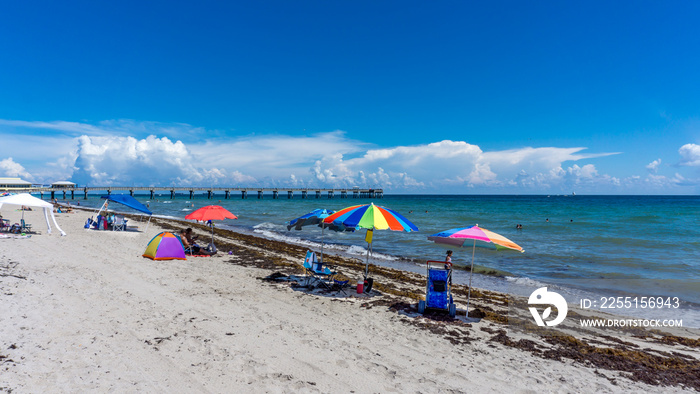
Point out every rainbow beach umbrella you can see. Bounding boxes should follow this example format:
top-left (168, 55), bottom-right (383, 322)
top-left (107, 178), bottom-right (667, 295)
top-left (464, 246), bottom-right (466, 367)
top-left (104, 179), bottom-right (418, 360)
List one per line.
top-left (323, 203), bottom-right (417, 278)
top-left (428, 225), bottom-right (523, 315)
top-left (143, 231), bottom-right (187, 260)
top-left (323, 203), bottom-right (417, 232)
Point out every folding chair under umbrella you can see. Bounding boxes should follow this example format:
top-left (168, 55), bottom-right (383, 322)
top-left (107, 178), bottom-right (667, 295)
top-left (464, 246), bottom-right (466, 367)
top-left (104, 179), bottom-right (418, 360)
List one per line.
top-left (185, 205), bottom-right (237, 250)
top-left (428, 225), bottom-right (524, 316)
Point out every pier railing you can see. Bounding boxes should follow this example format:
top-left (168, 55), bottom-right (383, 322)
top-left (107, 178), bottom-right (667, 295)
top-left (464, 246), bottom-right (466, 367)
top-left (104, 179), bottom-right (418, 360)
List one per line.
top-left (8, 186), bottom-right (383, 200)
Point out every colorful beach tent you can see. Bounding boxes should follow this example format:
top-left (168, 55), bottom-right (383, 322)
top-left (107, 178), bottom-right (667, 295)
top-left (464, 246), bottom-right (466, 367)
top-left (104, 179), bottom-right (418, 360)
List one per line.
top-left (0, 193), bottom-right (66, 236)
top-left (143, 231), bottom-right (187, 260)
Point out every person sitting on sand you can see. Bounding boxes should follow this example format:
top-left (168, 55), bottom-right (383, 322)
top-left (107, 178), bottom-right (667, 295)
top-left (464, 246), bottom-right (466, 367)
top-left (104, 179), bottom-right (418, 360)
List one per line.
top-left (182, 228), bottom-right (215, 255)
top-left (179, 229), bottom-right (194, 253)
top-left (185, 228), bottom-right (199, 243)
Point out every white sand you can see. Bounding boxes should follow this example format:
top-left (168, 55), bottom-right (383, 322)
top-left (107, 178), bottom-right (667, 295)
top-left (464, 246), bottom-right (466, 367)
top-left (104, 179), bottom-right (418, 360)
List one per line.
top-left (0, 209), bottom-right (695, 393)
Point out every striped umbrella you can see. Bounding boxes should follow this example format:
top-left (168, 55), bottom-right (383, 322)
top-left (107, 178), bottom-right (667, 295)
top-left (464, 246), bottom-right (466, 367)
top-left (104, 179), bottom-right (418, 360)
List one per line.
top-left (428, 225), bottom-right (523, 315)
top-left (323, 203), bottom-right (418, 278)
top-left (322, 203), bottom-right (417, 232)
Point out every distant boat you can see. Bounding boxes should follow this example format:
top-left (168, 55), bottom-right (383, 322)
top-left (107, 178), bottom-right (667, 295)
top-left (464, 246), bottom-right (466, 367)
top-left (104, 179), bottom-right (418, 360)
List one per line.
top-left (572, 192), bottom-right (576, 196)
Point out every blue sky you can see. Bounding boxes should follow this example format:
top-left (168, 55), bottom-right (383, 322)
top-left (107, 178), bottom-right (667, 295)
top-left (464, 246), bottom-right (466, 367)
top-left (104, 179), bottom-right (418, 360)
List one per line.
top-left (1, 1), bottom-right (699, 194)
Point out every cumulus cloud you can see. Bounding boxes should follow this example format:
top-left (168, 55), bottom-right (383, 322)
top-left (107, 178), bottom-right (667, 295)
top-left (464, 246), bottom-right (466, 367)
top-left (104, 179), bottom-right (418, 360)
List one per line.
top-left (0, 157), bottom-right (33, 180)
top-left (679, 144), bottom-right (700, 166)
top-left (0, 118), bottom-right (643, 192)
top-left (59, 133), bottom-right (625, 192)
top-left (306, 140), bottom-right (620, 192)
top-left (646, 159), bottom-right (662, 173)
top-left (71, 135), bottom-right (256, 186)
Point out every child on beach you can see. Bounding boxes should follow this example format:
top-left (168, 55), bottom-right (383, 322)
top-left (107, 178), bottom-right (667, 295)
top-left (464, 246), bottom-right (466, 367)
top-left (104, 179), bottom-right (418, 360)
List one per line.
top-left (445, 250), bottom-right (452, 266)
top-left (445, 250), bottom-right (453, 285)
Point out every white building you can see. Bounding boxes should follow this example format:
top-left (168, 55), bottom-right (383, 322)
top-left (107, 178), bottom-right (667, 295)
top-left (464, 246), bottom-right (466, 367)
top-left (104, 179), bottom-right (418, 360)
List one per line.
top-left (0, 177), bottom-right (32, 191)
top-left (51, 181), bottom-right (76, 188)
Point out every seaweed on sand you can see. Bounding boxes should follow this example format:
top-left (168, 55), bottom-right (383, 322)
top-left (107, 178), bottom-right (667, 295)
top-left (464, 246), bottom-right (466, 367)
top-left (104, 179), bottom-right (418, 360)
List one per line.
top-left (144, 215), bottom-right (700, 390)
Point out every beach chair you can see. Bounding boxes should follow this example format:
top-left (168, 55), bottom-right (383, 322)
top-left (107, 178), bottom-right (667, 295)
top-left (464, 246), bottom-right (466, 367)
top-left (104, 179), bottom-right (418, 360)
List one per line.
top-left (333, 279), bottom-right (350, 295)
top-left (302, 250), bottom-right (318, 285)
top-left (302, 250), bottom-right (336, 289)
top-left (112, 216), bottom-right (127, 231)
top-left (20, 219), bottom-right (32, 233)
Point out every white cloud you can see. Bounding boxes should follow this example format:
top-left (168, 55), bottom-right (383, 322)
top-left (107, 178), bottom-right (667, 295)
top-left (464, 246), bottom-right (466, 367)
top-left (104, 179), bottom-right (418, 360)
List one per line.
top-left (679, 144), bottom-right (700, 166)
top-left (646, 159), bottom-right (662, 173)
top-left (71, 135), bottom-right (256, 186)
top-left (306, 140), bottom-right (621, 192)
top-left (7, 118), bottom-right (695, 193)
top-left (0, 118), bottom-right (207, 140)
top-left (0, 157), bottom-right (33, 180)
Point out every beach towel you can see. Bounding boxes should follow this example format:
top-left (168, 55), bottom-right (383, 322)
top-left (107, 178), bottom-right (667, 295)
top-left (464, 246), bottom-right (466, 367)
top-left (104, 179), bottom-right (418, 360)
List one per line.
top-left (0, 233), bottom-right (31, 239)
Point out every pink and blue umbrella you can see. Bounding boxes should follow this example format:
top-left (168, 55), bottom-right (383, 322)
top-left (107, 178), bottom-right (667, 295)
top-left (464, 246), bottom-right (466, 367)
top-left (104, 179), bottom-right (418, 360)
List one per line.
top-left (428, 225), bottom-right (523, 315)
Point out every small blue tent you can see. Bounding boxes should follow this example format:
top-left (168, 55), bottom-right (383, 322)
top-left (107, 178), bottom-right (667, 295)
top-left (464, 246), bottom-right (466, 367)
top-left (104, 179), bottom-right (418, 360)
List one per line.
top-left (100, 194), bottom-right (152, 215)
top-left (92, 194), bottom-right (153, 232)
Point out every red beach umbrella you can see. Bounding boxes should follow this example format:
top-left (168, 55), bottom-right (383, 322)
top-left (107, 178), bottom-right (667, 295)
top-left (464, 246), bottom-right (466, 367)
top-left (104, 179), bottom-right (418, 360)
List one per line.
top-left (185, 205), bottom-right (237, 221)
top-left (185, 205), bottom-right (237, 250)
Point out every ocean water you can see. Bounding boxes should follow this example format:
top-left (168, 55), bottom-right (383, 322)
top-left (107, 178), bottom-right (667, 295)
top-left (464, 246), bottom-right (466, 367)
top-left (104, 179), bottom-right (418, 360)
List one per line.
top-left (66, 193), bottom-right (700, 325)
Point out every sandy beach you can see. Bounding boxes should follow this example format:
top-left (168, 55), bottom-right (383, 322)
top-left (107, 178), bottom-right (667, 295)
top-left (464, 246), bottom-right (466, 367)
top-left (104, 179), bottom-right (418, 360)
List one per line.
top-left (1, 208), bottom-right (698, 393)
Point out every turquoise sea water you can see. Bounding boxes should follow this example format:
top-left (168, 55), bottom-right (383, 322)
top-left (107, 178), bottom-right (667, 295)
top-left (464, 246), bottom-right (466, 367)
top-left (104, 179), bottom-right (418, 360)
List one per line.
top-left (66, 193), bottom-right (700, 325)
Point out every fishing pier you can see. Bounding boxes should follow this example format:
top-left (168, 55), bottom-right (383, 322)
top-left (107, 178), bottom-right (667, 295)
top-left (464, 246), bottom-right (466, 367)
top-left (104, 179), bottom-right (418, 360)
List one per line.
top-left (24, 186), bottom-right (383, 200)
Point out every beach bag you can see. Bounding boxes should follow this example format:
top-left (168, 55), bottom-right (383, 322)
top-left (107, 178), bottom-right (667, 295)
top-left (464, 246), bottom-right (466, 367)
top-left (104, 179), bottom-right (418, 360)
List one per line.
top-left (206, 243), bottom-right (217, 254)
top-left (84, 217), bottom-right (93, 229)
top-left (364, 277), bottom-right (374, 293)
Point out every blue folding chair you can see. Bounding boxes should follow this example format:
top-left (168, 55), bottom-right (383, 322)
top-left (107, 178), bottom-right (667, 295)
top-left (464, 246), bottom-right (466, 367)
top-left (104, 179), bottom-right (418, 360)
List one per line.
top-left (20, 219), bottom-right (32, 233)
top-left (333, 279), bottom-right (350, 295)
top-left (302, 250), bottom-right (337, 290)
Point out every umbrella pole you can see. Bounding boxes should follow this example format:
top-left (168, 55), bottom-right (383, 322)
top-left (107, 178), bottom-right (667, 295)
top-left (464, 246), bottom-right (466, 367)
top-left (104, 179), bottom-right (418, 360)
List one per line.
top-left (365, 241), bottom-right (371, 279)
top-left (320, 225), bottom-right (325, 264)
top-left (466, 239), bottom-right (476, 317)
top-left (210, 221), bottom-right (214, 248)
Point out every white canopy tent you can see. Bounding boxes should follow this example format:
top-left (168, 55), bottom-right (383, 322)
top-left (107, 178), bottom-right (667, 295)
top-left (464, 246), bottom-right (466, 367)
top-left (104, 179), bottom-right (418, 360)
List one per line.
top-left (0, 193), bottom-right (66, 236)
